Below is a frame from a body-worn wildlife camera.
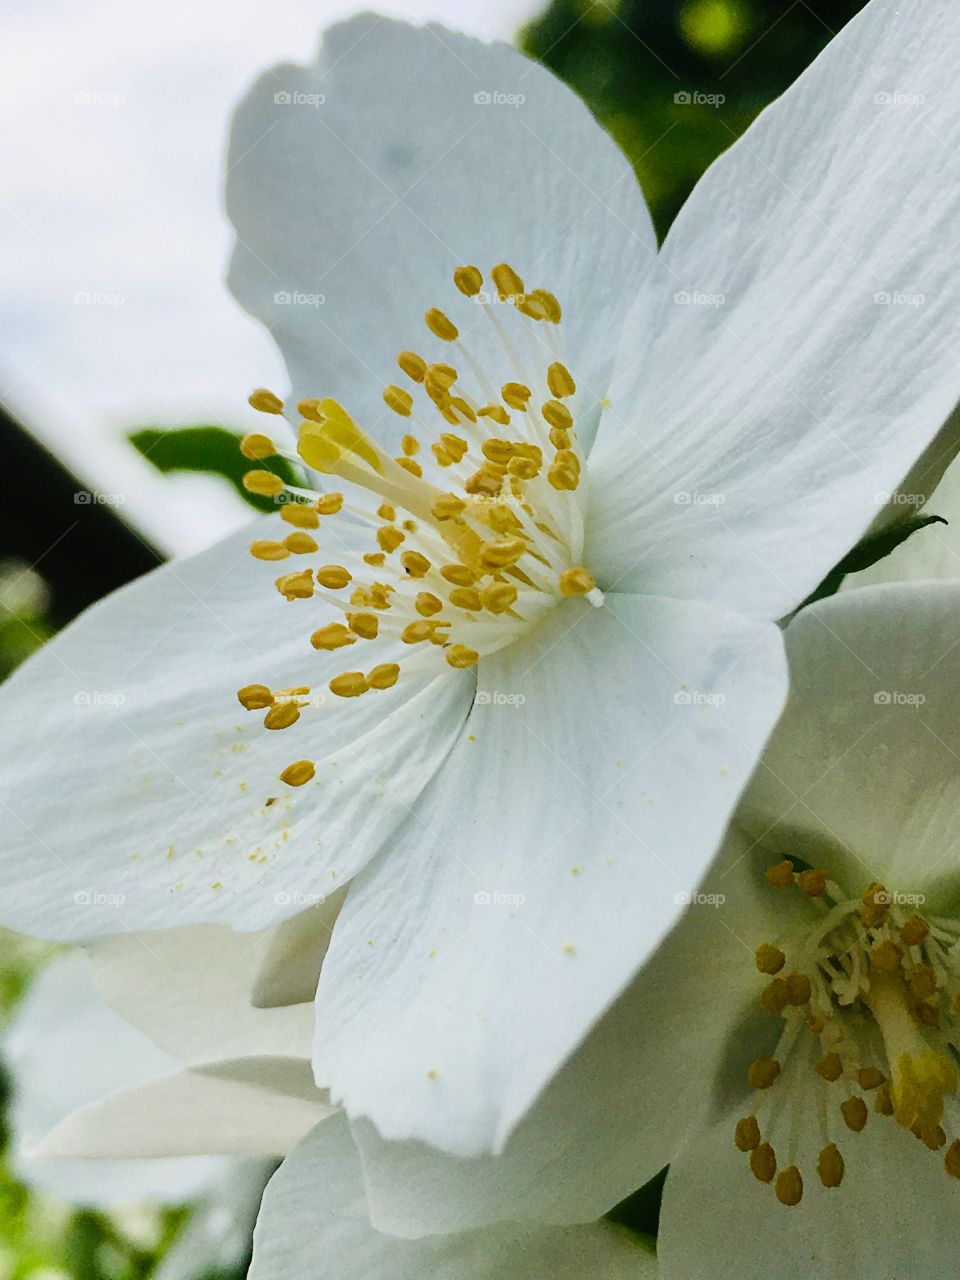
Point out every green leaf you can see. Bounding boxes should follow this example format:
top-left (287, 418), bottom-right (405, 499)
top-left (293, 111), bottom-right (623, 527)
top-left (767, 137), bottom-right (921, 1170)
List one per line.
top-left (798, 513), bottom-right (948, 610)
top-left (128, 426), bottom-right (300, 512)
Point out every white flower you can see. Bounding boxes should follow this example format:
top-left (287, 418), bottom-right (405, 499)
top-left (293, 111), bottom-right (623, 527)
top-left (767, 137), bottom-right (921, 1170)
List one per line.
top-left (1, 0), bottom-right (959, 1163)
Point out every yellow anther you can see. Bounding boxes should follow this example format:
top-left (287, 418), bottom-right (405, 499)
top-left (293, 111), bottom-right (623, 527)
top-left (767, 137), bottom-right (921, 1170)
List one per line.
top-left (491, 262), bottom-right (524, 299)
top-left (298, 398), bottom-right (324, 422)
top-left (310, 624), bottom-right (356, 651)
top-left (402, 621), bottom-right (439, 645)
top-left (329, 672), bottom-right (369, 699)
top-left (482, 438), bottom-right (515, 466)
top-left (515, 293), bottom-right (548, 321)
top-left (298, 400), bottom-right (384, 474)
top-left (765, 860), bottom-right (796, 889)
top-left (280, 760), bottom-right (315, 787)
top-left (432, 444), bottom-right (455, 468)
top-left (402, 517), bottom-right (417, 531)
top-left (438, 433), bottom-right (469, 463)
top-left (275, 570), bottom-right (315, 600)
top-left (248, 388), bottom-right (284, 414)
top-left (425, 308), bottom-right (459, 341)
top-left (448, 396), bottom-right (477, 423)
top-left (549, 427), bottom-right (571, 452)
top-left (427, 363), bottom-right (458, 390)
top-left (316, 565), bottom-right (352, 589)
top-left (401, 551), bottom-right (432, 578)
top-left (910, 964), bottom-right (937, 999)
top-left (749, 1143), bottom-right (776, 1183)
top-left (775, 1166), bottom-right (803, 1207)
top-left (547, 362), bottom-right (576, 398)
top-left (795, 868), bottom-right (827, 897)
top-left (871, 939), bottom-right (904, 973)
top-left (502, 382), bottom-right (532, 410)
top-left (316, 493), bottom-right (344, 515)
top-left (486, 504), bottom-right (524, 534)
top-left (734, 1115), bottom-right (761, 1152)
top-left (397, 351), bottom-right (427, 383)
top-left (401, 434), bottom-right (421, 457)
top-left (548, 461), bottom-right (580, 492)
top-left (237, 684), bottom-right (273, 710)
top-left (396, 456), bottom-right (423, 478)
top-left (283, 532), bottom-right (318, 555)
top-left (368, 663), bottom-right (400, 690)
top-left (785, 972), bottom-right (812, 1005)
top-left (465, 468), bottom-right (503, 498)
top-left (446, 644), bottom-right (480, 669)
top-left (378, 526), bottom-right (406, 554)
top-left (383, 385), bottom-right (414, 416)
top-left (946, 1140), bottom-right (960, 1178)
top-left (416, 592), bottom-right (443, 617)
top-left (449, 587), bottom-right (483, 611)
top-left (508, 455), bottom-right (541, 481)
top-left (453, 265), bottom-right (483, 296)
top-left (861, 881), bottom-right (890, 926)
top-left (440, 564), bottom-right (477, 587)
top-left (482, 583), bottom-right (518, 613)
top-left (347, 612), bottom-right (379, 640)
top-left (815, 1052), bottom-right (844, 1083)
top-left (243, 469), bottom-right (285, 497)
top-left (875, 1084), bottom-right (895, 1116)
top-left (531, 288), bottom-right (561, 323)
top-left (478, 404), bottom-right (511, 426)
top-left (900, 916), bottom-right (930, 947)
top-left (250, 540), bottom-right (290, 561)
top-left (841, 1096), bottom-right (869, 1132)
top-left (478, 539), bottom-right (525, 571)
top-left (240, 432), bottom-right (276, 459)
top-left (817, 1143), bottom-right (845, 1188)
top-left (761, 978), bottom-right (790, 1015)
top-left (559, 567), bottom-right (596, 597)
top-left (755, 943), bottom-right (786, 975)
top-left (748, 1057), bottom-right (781, 1090)
top-left (920, 1123), bottom-right (947, 1151)
top-left (431, 493), bottom-right (467, 520)
top-left (281, 503), bottom-right (321, 529)
top-left (857, 1067), bottom-right (886, 1091)
top-left (542, 399), bottom-right (573, 432)
top-left (264, 701), bottom-right (300, 730)
top-left (892, 1051), bottom-right (958, 1131)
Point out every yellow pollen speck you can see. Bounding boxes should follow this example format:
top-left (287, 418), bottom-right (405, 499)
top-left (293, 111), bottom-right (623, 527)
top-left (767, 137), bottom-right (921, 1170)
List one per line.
top-left (425, 308), bottom-right (458, 341)
top-left (559, 567), bottom-right (596, 597)
top-left (453, 265), bottom-right (483, 296)
top-left (248, 388), bottom-right (284, 414)
top-left (446, 644), bottom-right (479, 669)
top-left (427, 1068), bottom-right (439, 1080)
top-left (240, 432), bottom-right (275, 459)
top-left (329, 672), bottom-right (369, 698)
top-left (237, 684), bottom-right (273, 710)
top-left (562, 944), bottom-right (576, 955)
top-left (264, 701), bottom-right (300, 731)
top-left (250, 540), bottom-right (289, 562)
top-left (243, 469), bottom-right (285, 497)
top-left (280, 760), bottom-right (315, 787)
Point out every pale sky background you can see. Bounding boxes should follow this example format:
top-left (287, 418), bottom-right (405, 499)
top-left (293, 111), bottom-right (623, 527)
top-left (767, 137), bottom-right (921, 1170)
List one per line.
top-left (0, 0), bottom-right (536, 555)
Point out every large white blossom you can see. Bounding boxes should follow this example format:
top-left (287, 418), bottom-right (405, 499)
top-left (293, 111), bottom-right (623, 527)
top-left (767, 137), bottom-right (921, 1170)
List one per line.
top-left (0, 0), bottom-right (959, 1163)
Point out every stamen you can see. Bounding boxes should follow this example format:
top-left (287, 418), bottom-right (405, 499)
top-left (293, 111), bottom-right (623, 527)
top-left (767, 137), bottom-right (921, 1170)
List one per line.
top-left (280, 760), bottom-right (315, 787)
top-left (248, 388), bottom-right (284, 414)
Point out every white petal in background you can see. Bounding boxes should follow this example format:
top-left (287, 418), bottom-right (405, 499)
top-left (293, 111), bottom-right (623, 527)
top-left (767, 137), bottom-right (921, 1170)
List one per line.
top-left (313, 593), bottom-right (786, 1156)
top-left (249, 1114), bottom-right (657, 1280)
top-left (588, 0), bottom-right (960, 621)
top-left (226, 15), bottom-right (657, 459)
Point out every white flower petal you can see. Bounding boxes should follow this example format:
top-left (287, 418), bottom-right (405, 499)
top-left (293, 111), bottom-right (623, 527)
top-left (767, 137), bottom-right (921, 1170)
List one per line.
top-left (249, 1114), bottom-right (657, 1280)
top-left (226, 15), bottom-right (656, 454)
top-left (659, 1109), bottom-right (960, 1280)
top-left (4, 953), bottom-right (228, 1206)
top-left (313, 593), bottom-right (786, 1156)
top-left (87, 923), bottom-right (314, 1064)
top-left (250, 888), bottom-right (348, 1008)
top-left (588, 0), bottom-right (960, 619)
top-left (35, 1057), bottom-right (333, 1160)
top-left (0, 520), bottom-right (471, 939)
top-left (740, 581), bottom-right (960, 903)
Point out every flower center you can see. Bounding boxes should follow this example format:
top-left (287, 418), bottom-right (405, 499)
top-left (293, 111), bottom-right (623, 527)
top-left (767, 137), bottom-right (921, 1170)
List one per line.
top-left (234, 263), bottom-right (601, 788)
top-left (736, 860), bottom-right (960, 1206)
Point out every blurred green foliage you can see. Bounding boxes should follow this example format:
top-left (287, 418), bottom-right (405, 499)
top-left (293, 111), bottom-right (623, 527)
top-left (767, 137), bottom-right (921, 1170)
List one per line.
top-left (520, 0), bottom-right (869, 239)
top-left (128, 428), bottom-right (300, 514)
